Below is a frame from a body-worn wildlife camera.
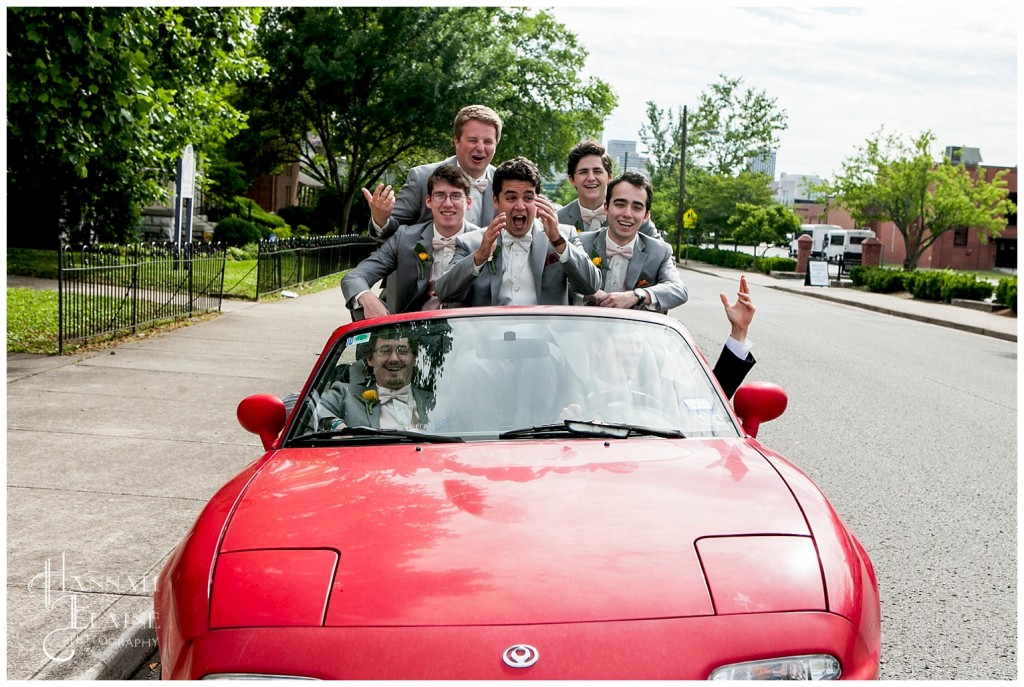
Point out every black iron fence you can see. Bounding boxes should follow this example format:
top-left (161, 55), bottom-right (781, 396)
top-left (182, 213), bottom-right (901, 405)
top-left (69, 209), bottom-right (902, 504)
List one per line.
top-left (58, 242), bottom-right (226, 354)
top-left (256, 235), bottom-right (377, 298)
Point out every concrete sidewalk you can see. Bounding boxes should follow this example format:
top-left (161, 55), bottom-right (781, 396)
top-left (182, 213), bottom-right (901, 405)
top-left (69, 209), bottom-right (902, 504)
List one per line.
top-left (4, 265), bottom-right (1016, 679)
top-left (6, 287), bottom-right (351, 679)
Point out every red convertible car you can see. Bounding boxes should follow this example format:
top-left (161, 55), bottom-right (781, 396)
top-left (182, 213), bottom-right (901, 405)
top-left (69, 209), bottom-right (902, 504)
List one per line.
top-left (154, 307), bottom-right (880, 679)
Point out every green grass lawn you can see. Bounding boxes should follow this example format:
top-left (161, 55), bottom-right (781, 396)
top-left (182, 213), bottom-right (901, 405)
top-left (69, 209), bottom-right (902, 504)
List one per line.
top-left (6, 288), bottom-right (61, 354)
top-left (7, 249), bottom-right (346, 354)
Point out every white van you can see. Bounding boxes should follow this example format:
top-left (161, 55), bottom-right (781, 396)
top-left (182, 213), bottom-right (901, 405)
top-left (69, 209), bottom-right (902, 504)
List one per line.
top-left (823, 229), bottom-right (876, 263)
top-left (789, 224), bottom-right (840, 260)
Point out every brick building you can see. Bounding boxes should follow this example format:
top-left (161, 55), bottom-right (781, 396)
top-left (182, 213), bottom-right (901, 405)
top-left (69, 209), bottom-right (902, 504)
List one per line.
top-left (792, 165), bottom-right (1017, 271)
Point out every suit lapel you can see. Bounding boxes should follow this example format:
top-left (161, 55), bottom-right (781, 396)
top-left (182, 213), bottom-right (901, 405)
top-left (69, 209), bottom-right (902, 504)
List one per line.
top-left (529, 224), bottom-right (548, 285)
top-left (624, 237), bottom-right (648, 291)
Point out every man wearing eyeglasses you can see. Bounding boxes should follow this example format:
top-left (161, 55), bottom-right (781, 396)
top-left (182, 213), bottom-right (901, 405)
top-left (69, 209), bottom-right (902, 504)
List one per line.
top-left (316, 330), bottom-right (433, 430)
top-left (343, 165), bottom-right (481, 320)
top-left (362, 105), bottom-right (501, 240)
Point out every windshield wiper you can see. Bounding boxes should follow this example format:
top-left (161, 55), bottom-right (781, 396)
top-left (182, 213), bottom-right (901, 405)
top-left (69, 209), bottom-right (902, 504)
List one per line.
top-left (289, 425), bottom-right (464, 445)
top-left (500, 420), bottom-right (685, 440)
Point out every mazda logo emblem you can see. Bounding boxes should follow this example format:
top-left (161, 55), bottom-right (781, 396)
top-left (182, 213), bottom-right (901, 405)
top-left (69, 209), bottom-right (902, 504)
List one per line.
top-left (502, 644), bottom-right (539, 668)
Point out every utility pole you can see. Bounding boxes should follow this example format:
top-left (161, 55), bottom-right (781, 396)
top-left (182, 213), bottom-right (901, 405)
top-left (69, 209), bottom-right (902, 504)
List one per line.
top-left (675, 105), bottom-right (688, 261)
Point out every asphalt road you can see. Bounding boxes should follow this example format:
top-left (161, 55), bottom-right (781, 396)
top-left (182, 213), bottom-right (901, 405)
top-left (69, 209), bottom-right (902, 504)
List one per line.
top-left (678, 268), bottom-right (1017, 680)
top-left (129, 270), bottom-right (1016, 680)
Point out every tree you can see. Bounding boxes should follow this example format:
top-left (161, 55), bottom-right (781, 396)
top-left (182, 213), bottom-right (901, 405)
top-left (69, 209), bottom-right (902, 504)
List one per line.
top-left (729, 203), bottom-right (802, 255)
top-left (242, 7), bottom-right (616, 232)
top-left (688, 171), bottom-right (775, 246)
top-left (7, 7), bottom-right (264, 246)
top-left (638, 75), bottom-right (787, 243)
top-left (824, 130), bottom-right (1016, 271)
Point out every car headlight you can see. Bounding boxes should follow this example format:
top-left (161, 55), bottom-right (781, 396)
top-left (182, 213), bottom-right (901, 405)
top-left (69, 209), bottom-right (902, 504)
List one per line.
top-left (708, 654), bottom-right (841, 680)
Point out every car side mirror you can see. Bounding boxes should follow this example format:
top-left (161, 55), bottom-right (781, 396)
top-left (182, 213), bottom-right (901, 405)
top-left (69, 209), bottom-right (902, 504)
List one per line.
top-left (732, 382), bottom-right (788, 439)
top-left (237, 394), bottom-right (287, 451)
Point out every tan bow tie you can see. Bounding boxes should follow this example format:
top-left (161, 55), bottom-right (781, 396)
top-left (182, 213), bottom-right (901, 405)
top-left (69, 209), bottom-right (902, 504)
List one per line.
top-left (378, 386), bottom-right (410, 404)
top-left (606, 243), bottom-right (633, 259)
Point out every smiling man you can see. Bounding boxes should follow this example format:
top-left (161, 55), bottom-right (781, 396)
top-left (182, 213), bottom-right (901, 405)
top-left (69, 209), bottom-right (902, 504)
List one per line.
top-left (557, 140), bottom-right (661, 239)
top-left (363, 105), bottom-right (502, 239)
top-left (579, 171), bottom-right (686, 312)
top-left (316, 329), bottom-right (432, 430)
top-left (343, 165), bottom-right (480, 319)
top-left (435, 156), bottom-right (601, 306)
top-left (578, 171), bottom-right (756, 398)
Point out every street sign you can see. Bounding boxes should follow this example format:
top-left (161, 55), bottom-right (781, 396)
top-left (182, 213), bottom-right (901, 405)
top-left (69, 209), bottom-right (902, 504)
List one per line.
top-left (683, 208), bottom-right (697, 229)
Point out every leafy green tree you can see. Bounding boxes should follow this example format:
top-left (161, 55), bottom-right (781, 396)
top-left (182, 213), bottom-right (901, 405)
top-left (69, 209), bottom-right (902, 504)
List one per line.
top-left (823, 130), bottom-right (1016, 271)
top-left (689, 171), bottom-right (775, 246)
top-left (241, 7), bottom-right (615, 232)
top-left (638, 75), bottom-right (787, 243)
top-left (7, 7), bottom-right (264, 246)
top-left (729, 203), bottom-right (802, 255)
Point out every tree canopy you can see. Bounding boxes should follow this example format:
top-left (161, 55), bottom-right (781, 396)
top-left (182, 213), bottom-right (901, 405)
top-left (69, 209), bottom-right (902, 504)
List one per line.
top-left (823, 129), bottom-right (1016, 270)
top-left (7, 7), bottom-right (264, 245)
top-left (639, 75), bottom-right (787, 244)
top-left (729, 202), bottom-right (802, 255)
top-left (241, 6), bottom-right (617, 231)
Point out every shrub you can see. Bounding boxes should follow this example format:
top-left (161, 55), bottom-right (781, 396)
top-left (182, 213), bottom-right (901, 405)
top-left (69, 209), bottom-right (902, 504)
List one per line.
top-left (863, 267), bottom-right (908, 293)
top-left (754, 256), bottom-right (796, 274)
top-left (226, 242), bottom-right (259, 261)
top-left (939, 273), bottom-right (994, 303)
top-left (995, 277), bottom-right (1017, 313)
top-left (214, 216), bottom-right (262, 247)
top-left (904, 270), bottom-right (947, 301)
top-left (294, 224), bottom-right (312, 237)
top-left (232, 196), bottom-right (288, 229)
top-left (277, 205), bottom-right (317, 231)
top-left (271, 226), bottom-right (293, 240)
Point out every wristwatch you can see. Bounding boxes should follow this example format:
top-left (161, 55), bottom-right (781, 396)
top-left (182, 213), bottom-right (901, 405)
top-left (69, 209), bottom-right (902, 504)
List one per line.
top-left (633, 288), bottom-right (647, 308)
top-left (550, 236), bottom-right (566, 248)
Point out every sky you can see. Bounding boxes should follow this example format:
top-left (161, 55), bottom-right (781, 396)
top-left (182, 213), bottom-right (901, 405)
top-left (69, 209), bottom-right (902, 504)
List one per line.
top-left (546, 3), bottom-right (1018, 180)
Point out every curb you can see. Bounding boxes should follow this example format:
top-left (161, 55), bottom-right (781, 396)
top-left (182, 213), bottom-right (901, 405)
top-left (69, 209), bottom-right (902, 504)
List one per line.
top-left (679, 262), bottom-right (1017, 343)
top-left (765, 284), bottom-right (1017, 343)
top-left (72, 621), bottom-right (157, 680)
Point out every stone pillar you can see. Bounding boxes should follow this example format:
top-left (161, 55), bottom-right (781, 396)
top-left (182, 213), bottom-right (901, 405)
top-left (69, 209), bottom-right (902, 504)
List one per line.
top-left (796, 234), bottom-right (813, 273)
top-left (861, 237), bottom-right (882, 267)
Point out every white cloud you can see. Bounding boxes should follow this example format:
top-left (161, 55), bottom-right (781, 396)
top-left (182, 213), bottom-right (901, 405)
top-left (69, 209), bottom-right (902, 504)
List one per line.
top-left (549, 4), bottom-right (1018, 178)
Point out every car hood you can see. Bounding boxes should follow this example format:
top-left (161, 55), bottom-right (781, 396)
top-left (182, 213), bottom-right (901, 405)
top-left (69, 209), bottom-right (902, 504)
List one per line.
top-left (218, 438), bottom-right (812, 626)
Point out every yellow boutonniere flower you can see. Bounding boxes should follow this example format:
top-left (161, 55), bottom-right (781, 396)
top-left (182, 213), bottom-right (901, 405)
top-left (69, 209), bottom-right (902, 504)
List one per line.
top-left (413, 243), bottom-right (432, 279)
top-left (362, 388), bottom-right (379, 414)
top-left (589, 248), bottom-right (607, 271)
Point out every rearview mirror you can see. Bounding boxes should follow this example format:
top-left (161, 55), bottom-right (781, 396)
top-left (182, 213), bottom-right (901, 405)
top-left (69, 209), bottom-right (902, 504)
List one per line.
top-left (237, 394), bottom-right (286, 450)
top-left (732, 382), bottom-right (788, 438)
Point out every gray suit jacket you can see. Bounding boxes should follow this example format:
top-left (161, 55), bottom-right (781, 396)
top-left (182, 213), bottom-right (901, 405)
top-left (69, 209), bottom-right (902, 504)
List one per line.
top-left (316, 381), bottom-right (435, 429)
top-left (370, 155), bottom-right (496, 240)
top-left (342, 220), bottom-right (482, 319)
top-left (557, 199), bottom-right (662, 240)
top-left (576, 229), bottom-right (688, 313)
top-left (435, 222), bottom-right (601, 306)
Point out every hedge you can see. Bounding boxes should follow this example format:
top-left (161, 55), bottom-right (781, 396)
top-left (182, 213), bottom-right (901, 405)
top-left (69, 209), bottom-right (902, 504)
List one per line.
top-left (995, 276), bottom-right (1017, 313)
top-left (851, 266), bottom-right (998, 304)
top-left (214, 216), bottom-right (263, 247)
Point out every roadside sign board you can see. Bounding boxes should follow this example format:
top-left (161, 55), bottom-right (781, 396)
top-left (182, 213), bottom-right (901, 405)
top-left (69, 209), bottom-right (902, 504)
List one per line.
top-left (806, 260), bottom-right (830, 287)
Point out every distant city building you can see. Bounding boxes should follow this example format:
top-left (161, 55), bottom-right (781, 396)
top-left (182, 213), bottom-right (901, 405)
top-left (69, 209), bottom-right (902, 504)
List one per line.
top-left (746, 149), bottom-right (777, 178)
top-left (770, 173), bottom-right (825, 206)
top-left (606, 139), bottom-right (649, 176)
top-left (945, 146), bottom-right (983, 165)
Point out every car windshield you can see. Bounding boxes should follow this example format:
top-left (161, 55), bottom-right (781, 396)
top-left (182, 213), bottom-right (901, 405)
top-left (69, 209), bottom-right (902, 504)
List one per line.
top-left (287, 314), bottom-right (740, 442)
